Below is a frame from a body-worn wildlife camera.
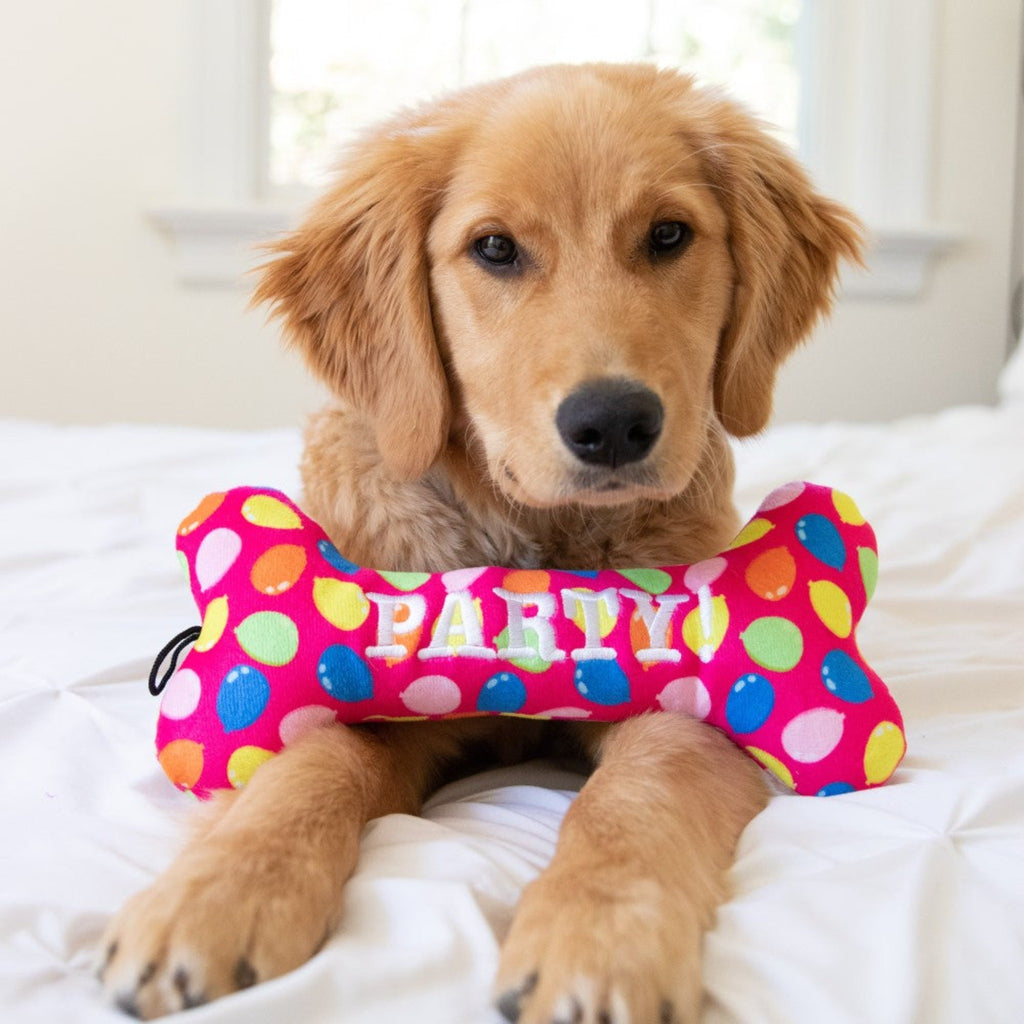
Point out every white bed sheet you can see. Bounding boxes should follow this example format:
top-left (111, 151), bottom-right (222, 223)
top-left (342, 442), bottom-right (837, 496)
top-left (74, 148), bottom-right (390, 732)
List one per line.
top-left (2, 358), bottom-right (1022, 1023)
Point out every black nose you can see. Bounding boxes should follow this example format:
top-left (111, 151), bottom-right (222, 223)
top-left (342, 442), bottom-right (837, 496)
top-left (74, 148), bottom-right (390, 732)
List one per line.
top-left (556, 379), bottom-right (664, 468)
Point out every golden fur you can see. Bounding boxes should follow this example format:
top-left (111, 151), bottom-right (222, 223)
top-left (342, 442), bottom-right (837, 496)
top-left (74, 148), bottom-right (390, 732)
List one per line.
top-left (101, 64), bottom-right (861, 1022)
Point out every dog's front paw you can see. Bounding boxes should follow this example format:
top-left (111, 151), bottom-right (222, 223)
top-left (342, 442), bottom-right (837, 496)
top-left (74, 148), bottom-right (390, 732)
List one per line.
top-left (494, 864), bottom-right (704, 1024)
top-left (98, 839), bottom-right (335, 1019)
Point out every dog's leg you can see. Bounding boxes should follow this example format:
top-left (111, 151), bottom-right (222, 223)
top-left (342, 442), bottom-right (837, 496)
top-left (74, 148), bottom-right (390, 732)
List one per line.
top-left (494, 714), bottom-right (768, 1024)
top-left (99, 722), bottom-right (444, 1019)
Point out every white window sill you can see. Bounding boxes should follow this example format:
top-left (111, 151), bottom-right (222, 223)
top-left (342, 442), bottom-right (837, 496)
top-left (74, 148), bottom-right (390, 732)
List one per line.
top-left (150, 204), bottom-right (960, 299)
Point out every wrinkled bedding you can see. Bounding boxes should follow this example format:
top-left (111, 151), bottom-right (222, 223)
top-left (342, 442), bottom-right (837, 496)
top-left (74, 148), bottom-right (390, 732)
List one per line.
top-left (2, 355), bottom-right (1022, 1023)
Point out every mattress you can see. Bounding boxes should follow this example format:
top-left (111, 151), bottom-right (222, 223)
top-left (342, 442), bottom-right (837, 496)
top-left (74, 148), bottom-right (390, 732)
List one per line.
top-left (2, 352), bottom-right (1023, 1023)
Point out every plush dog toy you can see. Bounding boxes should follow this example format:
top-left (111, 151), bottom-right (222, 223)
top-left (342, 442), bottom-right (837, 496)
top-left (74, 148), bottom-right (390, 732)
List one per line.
top-left (152, 483), bottom-right (905, 799)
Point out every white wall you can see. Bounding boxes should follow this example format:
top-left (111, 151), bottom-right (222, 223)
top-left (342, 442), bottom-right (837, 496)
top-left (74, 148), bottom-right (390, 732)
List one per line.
top-left (1, 1), bottom-right (1020, 431)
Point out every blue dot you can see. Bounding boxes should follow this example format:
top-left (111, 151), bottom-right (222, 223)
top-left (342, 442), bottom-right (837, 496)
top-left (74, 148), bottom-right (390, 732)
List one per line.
top-left (573, 660), bottom-right (631, 706)
top-left (216, 665), bottom-right (270, 733)
top-left (565, 569), bottom-right (600, 578)
top-left (477, 672), bottom-right (528, 713)
top-left (317, 539), bottom-right (359, 574)
top-left (317, 644), bottom-right (373, 702)
top-left (795, 514), bottom-right (847, 571)
top-left (725, 673), bottom-right (775, 733)
top-left (821, 649), bottom-right (874, 703)
top-left (817, 781), bottom-right (856, 797)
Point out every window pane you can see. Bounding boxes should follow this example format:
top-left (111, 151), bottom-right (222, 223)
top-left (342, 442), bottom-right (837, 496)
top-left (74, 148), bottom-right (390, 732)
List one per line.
top-left (268, 0), bottom-right (801, 193)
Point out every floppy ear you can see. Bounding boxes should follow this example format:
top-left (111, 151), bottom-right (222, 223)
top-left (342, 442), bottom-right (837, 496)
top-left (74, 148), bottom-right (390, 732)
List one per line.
top-left (689, 102), bottom-right (864, 437)
top-left (253, 111), bottom-right (464, 479)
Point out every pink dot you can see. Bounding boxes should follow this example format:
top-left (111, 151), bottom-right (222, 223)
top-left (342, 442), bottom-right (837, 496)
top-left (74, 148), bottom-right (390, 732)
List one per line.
top-left (781, 708), bottom-right (845, 763)
top-left (684, 557), bottom-right (727, 591)
top-left (195, 527), bottom-right (242, 590)
top-left (758, 481), bottom-right (806, 512)
top-left (279, 705), bottom-right (337, 746)
top-left (534, 706), bottom-right (592, 719)
top-left (441, 567), bottom-right (486, 591)
top-left (160, 668), bottom-right (202, 720)
top-left (400, 675), bottom-right (463, 716)
top-left (656, 677), bottom-right (711, 719)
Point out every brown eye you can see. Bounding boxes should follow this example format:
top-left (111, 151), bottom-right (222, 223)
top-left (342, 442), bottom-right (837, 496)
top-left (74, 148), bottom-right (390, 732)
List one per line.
top-left (649, 221), bottom-right (693, 257)
top-left (474, 234), bottom-right (518, 266)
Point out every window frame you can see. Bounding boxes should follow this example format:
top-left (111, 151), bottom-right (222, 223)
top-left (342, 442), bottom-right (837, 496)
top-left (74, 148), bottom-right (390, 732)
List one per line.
top-left (152, 0), bottom-right (956, 293)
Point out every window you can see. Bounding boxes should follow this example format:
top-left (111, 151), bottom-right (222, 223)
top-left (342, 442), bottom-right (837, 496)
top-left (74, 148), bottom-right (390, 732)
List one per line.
top-left (267, 0), bottom-right (801, 195)
top-left (155, 0), bottom-right (953, 295)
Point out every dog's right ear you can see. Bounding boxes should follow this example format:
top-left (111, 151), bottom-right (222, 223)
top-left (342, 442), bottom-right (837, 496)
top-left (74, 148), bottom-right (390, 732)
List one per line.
top-left (253, 110), bottom-right (466, 480)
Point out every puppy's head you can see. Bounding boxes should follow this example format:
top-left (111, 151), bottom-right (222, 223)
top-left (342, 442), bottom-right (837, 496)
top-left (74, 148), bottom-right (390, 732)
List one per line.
top-left (255, 64), bottom-right (862, 506)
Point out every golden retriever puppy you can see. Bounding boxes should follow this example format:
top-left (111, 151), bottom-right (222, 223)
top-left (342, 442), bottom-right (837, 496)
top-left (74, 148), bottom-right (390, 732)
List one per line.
top-left (101, 63), bottom-right (861, 1022)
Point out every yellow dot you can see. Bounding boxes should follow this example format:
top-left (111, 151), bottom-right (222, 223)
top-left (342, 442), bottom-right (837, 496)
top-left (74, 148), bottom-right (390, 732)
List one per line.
top-left (832, 490), bottom-right (866, 525)
top-left (194, 595), bottom-right (229, 652)
top-left (682, 596), bottom-right (729, 662)
top-left (745, 746), bottom-right (795, 790)
top-left (313, 577), bottom-right (370, 630)
top-left (808, 579), bottom-right (853, 638)
top-left (227, 746), bottom-right (276, 789)
top-left (241, 494), bottom-right (302, 530)
top-left (727, 518), bottom-right (774, 550)
top-left (864, 721), bottom-right (906, 784)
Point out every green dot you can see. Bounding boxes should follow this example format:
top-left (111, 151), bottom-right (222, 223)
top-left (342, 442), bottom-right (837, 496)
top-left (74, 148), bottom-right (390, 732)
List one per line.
top-left (619, 568), bottom-right (672, 594)
top-left (235, 611), bottom-right (299, 666)
top-left (740, 616), bottom-right (803, 672)
top-left (378, 571), bottom-right (431, 592)
top-left (858, 546), bottom-right (879, 602)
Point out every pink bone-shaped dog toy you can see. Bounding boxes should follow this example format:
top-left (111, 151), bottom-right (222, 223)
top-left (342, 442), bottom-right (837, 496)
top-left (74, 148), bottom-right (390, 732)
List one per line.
top-left (153, 482), bottom-right (905, 798)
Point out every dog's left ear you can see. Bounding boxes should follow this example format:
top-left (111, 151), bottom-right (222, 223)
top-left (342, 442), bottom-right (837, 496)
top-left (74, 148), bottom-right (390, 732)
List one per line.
top-left (689, 101), bottom-right (864, 437)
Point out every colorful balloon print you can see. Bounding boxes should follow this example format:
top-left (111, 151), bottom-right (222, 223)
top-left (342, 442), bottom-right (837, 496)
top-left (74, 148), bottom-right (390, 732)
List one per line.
top-left (863, 721), bottom-right (906, 784)
top-left (234, 611), bottom-right (299, 666)
top-left (619, 568), bottom-right (672, 594)
top-left (400, 675), bottom-right (462, 715)
top-left (682, 595), bottom-right (729, 662)
top-left (745, 745), bottom-right (794, 790)
top-left (240, 494), bottom-right (301, 530)
top-left (781, 707), bottom-right (845, 763)
top-left (727, 517), bottom-right (774, 550)
top-left (195, 528), bottom-right (242, 591)
top-left (178, 492), bottom-right (225, 536)
top-left (795, 513), bottom-right (846, 570)
top-left (726, 673), bottom-right (775, 733)
top-left (317, 539), bottom-right (359, 574)
top-left (859, 546), bottom-right (879, 602)
top-left (194, 595), bottom-right (229, 652)
top-left (251, 544), bottom-right (307, 595)
top-left (477, 672), bottom-right (528, 712)
top-left (216, 665), bottom-right (271, 733)
top-left (832, 490), bottom-right (865, 525)
top-left (317, 644), bottom-right (373, 702)
top-left (160, 668), bottom-right (201, 721)
top-left (158, 739), bottom-right (204, 790)
top-left (745, 546), bottom-right (797, 601)
top-left (821, 649), bottom-right (874, 703)
top-left (655, 676), bottom-right (711, 719)
top-left (313, 578), bottom-right (370, 630)
top-left (808, 579), bottom-right (852, 637)
top-left (574, 660), bottom-right (631, 706)
top-left (740, 616), bottom-right (803, 672)
top-left (227, 745), bottom-right (275, 788)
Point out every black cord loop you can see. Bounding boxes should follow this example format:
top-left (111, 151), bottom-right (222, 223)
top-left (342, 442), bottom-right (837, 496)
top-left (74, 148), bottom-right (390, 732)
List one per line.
top-left (148, 626), bottom-right (202, 696)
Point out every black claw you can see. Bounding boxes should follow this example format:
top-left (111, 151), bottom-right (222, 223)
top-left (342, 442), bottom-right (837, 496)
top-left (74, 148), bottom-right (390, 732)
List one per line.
top-left (114, 992), bottom-right (142, 1019)
top-left (495, 971), bottom-right (538, 1022)
top-left (172, 965), bottom-right (206, 1010)
top-left (234, 957), bottom-right (258, 990)
top-left (137, 961), bottom-right (157, 987)
top-left (97, 940), bottom-right (119, 981)
top-left (554, 996), bottom-right (583, 1024)
top-left (660, 998), bottom-right (677, 1024)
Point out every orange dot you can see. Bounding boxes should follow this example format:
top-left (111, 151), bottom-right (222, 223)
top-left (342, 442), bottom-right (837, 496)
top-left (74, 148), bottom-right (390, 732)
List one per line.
top-left (178, 492), bottom-right (225, 536)
top-left (501, 570), bottom-right (551, 594)
top-left (745, 546), bottom-right (797, 601)
top-left (158, 739), bottom-right (204, 791)
top-left (251, 544), bottom-right (307, 595)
